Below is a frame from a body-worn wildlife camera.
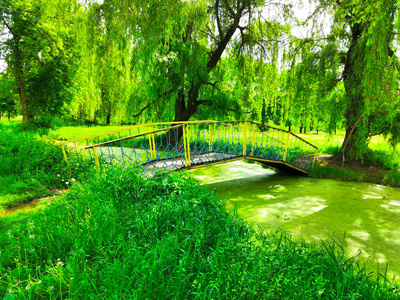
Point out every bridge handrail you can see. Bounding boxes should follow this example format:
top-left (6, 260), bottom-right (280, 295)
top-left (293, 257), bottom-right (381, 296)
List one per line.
top-left (55, 120), bottom-right (216, 145)
top-left (55, 120), bottom-right (317, 150)
top-left (84, 124), bottom-right (183, 149)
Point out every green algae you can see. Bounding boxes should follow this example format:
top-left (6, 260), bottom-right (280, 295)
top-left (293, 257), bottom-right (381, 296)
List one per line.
top-left (186, 160), bottom-right (400, 280)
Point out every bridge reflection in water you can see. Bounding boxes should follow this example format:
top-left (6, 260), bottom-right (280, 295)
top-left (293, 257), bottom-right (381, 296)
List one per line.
top-left (58, 121), bottom-right (318, 175)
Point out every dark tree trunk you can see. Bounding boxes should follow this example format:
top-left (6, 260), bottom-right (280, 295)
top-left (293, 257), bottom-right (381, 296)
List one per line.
top-left (106, 112), bottom-right (111, 125)
top-left (337, 22), bottom-right (365, 162)
top-left (167, 87), bottom-right (201, 143)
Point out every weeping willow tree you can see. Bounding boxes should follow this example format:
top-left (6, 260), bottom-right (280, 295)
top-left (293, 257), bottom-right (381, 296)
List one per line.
top-left (86, 0), bottom-right (291, 125)
top-left (67, 1), bottom-right (134, 125)
top-left (286, 0), bottom-right (400, 162)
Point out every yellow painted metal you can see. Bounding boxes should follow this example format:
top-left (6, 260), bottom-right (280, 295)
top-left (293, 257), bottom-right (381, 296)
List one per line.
top-left (209, 124), bottom-right (213, 151)
top-left (150, 125), bottom-right (156, 160)
top-left (312, 148), bottom-right (318, 170)
top-left (148, 134), bottom-right (153, 160)
top-left (151, 133), bottom-right (156, 160)
top-left (242, 121), bottom-right (247, 156)
top-left (182, 124), bottom-right (188, 167)
top-left (251, 130), bottom-right (256, 156)
top-left (282, 131), bottom-right (291, 162)
top-left (61, 145), bottom-right (72, 175)
top-left (186, 124), bottom-right (191, 167)
top-left (92, 148), bottom-right (101, 172)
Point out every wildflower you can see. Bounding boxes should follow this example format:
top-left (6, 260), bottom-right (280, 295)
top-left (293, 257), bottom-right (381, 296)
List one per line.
top-left (47, 203), bottom-right (51, 206)
top-left (65, 181), bottom-right (69, 185)
top-left (71, 178), bottom-right (76, 182)
top-left (25, 283), bottom-right (33, 290)
top-left (29, 235), bottom-right (35, 239)
top-left (56, 261), bottom-right (64, 268)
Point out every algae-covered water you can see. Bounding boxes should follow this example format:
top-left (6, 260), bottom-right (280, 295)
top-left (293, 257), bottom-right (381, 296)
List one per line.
top-left (186, 160), bottom-right (400, 279)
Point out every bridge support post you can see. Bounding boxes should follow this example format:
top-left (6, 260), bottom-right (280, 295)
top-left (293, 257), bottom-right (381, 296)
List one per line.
top-left (251, 130), bottom-right (256, 156)
top-left (209, 123), bottom-right (213, 152)
top-left (312, 148), bottom-right (318, 170)
top-left (283, 131), bottom-right (291, 162)
top-left (92, 147), bottom-right (101, 172)
top-left (186, 125), bottom-right (191, 167)
top-left (182, 124), bottom-right (191, 168)
top-left (61, 145), bottom-right (72, 175)
top-left (242, 121), bottom-right (247, 157)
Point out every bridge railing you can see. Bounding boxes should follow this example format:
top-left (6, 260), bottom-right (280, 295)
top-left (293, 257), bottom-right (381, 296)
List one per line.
top-left (57, 121), bottom-right (318, 174)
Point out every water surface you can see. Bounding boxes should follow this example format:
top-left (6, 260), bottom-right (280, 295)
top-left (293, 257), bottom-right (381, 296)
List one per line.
top-left (187, 160), bottom-right (400, 279)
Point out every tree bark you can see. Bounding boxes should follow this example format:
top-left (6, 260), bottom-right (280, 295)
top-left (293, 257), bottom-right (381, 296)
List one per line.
top-left (18, 78), bottom-right (32, 123)
top-left (338, 22), bottom-right (365, 162)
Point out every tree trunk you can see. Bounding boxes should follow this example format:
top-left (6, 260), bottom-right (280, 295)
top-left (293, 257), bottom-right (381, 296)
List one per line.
top-left (106, 112), bottom-right (111, 125)
top-left (167, 87), bottom-right (201, 143)
top-left (338, 22), bottom-right (365, 162)
top-left (18, 78), bottom-right (32, 123)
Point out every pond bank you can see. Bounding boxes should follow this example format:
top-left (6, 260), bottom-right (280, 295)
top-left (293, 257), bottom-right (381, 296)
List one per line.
top-left (311, 155), bottom-right (400, 187)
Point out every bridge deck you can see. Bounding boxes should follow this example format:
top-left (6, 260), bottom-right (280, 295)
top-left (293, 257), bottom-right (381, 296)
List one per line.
top-left (143, 152), bottom-right (308, 174)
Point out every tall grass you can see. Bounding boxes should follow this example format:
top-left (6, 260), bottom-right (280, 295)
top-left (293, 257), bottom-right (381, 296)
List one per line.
top-left (0, 124), bottom-right (86, 209)
top-left (0, 169), bottom-right (397, 299)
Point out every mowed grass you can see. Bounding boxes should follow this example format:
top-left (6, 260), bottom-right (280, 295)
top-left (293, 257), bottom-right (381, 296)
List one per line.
top-left (0, 169), bottom-right (398, 299)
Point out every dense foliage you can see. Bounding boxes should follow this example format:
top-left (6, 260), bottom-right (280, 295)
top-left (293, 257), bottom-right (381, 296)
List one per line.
top-left (0, 169), bottom-right (398, 299)
top-left (1, 0), bottom-right (400, 158)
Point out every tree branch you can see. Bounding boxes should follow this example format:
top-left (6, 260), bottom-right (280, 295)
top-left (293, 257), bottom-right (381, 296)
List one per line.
top-left (1, 17), bottom-right (15, 37)
top-left (215, 0), bottom-right (223, 38)
top-left (203, 81), bottom-right (221, 92)
top-left (131, 103), bottom-right (151, 118)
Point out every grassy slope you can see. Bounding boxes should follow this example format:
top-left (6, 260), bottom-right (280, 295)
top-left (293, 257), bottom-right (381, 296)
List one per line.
top-left (0, 123), bottom-right (85, 211)
top-left (0, 170), bottom-right (398, 299)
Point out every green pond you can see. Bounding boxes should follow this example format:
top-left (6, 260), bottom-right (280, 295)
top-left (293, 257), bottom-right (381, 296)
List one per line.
top-left (186, 160), bottom-right (400, 280)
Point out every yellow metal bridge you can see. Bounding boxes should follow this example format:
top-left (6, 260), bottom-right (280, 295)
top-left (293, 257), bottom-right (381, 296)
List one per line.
top-left (58, 121), bottom-right (318, 175)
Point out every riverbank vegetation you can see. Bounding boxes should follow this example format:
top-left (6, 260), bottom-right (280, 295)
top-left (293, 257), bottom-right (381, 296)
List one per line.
top-left (0, 167), bottom-right (398, 298)
top-left (0, 123), bottom-right (85, 211)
